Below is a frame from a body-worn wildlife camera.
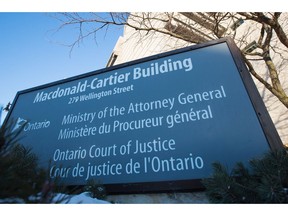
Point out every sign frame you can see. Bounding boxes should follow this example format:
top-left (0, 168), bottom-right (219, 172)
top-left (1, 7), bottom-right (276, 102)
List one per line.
top-left (4, 37), bottom-right (283, 194)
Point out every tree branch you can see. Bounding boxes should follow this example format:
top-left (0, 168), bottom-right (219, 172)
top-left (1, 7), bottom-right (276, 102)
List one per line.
top-left (239, 12), bottom-right (288, 49)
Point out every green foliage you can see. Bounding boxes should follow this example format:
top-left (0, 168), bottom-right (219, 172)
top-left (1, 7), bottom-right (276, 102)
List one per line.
top-left (202, 149), bottom-right (288, 203)
top-left (0, 120), bottom-right (111, 203)
top-left (84, 179), bottom-right (107, 200)
top-left (0, 120), bottom-right (47, 203)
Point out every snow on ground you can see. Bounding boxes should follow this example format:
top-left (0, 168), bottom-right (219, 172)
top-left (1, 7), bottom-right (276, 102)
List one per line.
top-left (0, 192), bottom-right (110, 204)
top-left (52, 192), bottom-right (110, 204)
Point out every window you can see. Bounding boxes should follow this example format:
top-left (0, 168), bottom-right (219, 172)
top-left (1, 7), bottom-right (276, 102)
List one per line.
top-left (231, 18), bottom-right (244, 31)
top-left (242, 41), bottom-right (258, 53)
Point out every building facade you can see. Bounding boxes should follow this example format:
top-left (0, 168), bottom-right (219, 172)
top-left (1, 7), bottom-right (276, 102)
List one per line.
top-left (107, 12), bottom-right (288, 146)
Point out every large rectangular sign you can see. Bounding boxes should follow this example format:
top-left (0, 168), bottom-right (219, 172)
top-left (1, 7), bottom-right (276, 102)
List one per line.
top-left (5, 38), bottom-right (283, 193)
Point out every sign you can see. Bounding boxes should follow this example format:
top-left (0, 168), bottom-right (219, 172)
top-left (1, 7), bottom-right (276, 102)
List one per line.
top-left (5, 38), bottom-right (283, 193)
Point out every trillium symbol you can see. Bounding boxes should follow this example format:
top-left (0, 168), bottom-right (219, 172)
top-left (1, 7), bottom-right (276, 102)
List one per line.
top-left (12, 117), bottom-right (27, 132)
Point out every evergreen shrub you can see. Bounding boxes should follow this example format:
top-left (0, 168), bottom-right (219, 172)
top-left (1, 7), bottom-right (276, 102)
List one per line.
top-left (202, 147), bottom-right (288, 203)
top-left (0, 120), bottom-right (47, 203)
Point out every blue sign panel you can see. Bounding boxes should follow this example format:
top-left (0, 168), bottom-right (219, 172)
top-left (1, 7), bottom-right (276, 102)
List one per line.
top-left (5, 38), bottom-right (281, 192)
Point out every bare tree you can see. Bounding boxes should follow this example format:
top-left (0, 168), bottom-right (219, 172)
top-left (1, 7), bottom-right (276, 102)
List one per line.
top-left (52, 12), bottom-right (288, 109)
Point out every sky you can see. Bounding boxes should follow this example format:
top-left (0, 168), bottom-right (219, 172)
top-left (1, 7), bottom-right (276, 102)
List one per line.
top-left (0, 12), bottom-right (123, 123)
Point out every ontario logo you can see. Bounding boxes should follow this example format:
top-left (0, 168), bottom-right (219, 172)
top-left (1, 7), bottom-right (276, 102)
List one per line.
top-left (12, 117), bottom-right (50, 132)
